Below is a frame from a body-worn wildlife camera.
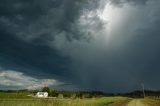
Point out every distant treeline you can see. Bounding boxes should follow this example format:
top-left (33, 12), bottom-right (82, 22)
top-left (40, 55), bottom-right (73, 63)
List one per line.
top-left (118, 90), bottom-right (160, 98)
top-left (0, 88), bottom-right (114, 98)
top-left (1, 89), bottom-right (160, 98)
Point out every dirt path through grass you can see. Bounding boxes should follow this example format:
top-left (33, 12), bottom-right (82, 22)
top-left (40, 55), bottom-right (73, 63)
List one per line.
top-left (127, 99), bottom-right (148, 106)
top-left (108, 99), bottom-right (130, 106)
top-left (108, 99), bottom-right (150, 106)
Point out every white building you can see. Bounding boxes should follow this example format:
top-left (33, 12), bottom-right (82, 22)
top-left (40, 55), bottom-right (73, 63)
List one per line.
top-left (36, 92), bottom-right (48, 98)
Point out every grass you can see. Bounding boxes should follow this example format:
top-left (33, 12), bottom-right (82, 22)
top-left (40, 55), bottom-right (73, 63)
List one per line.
top-left (0, 92), bottom-right (126, 106)
top-left (141, 97), bottom-right (160, 106)
top-left (0, 92), bottom-right (31, 99)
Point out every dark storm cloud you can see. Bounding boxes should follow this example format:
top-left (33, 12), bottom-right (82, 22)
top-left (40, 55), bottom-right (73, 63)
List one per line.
top-left (110, 0), bottom-right (149, 6)
top-left (0, 0), bottom-right (103, 89)
top-left (0, 0), bottom-right (79, 79)
top-left (0, 29), bottom-right (71, 78)
top-left (0, 0), bottom-right (160, 92)
top-left (0, 0), bottom-right (100, 42)
top-left (67, 0), bottom-right (160, 92)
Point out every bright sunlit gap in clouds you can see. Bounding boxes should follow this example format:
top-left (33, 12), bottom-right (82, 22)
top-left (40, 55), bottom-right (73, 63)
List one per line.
top-left (97, 1), bottom-right (136, 43)
top-left (78, 1), bottom-right (128, 45)
top-left (97, 2), bottom-right (123, 42)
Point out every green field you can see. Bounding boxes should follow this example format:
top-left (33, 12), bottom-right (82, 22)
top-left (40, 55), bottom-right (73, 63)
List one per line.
top-left (1, 92), bottom-right (160, 106)
top-left (0, 92), bottom-right (126, 106)
top-left (141, 97), bottom-right (160, 106)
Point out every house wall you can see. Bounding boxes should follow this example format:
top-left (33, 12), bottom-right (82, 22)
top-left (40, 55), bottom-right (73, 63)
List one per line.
top-left (36, 92), bottom-right (48, 98)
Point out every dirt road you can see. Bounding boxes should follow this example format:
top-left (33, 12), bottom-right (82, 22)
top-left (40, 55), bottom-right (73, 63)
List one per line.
top-left (127, 99), bottom-right (148, 106)
top-left (108, 99), bottom-right (130, 106)
top-left (109, 99), bottom-right (148, 106)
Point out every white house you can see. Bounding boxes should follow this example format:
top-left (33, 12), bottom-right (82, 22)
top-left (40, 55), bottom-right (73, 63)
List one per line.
top-left (36, 92), bottom-right (48, 98)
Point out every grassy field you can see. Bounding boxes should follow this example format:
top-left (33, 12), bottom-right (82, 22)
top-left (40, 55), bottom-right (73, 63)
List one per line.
top-left (141, 97), bottom-right (160, 106)
top-left (3, 92), bottom-right (160, 106)
top-left (0, 92), bottom-right (126, 106)
top-left (2, 92), bottom-right (160, 106)
top-left (0, 92), bottom-right (31, 99)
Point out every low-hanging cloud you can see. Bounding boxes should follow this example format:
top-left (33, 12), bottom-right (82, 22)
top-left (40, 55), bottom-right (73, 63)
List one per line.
top-left (0, 68), bottom-right (63, 90)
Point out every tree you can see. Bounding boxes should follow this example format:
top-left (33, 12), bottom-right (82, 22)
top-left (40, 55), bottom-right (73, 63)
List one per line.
top-left (50, 90), bottom-right (59, 97)
top-left (42, 86), bottom-right (50, 93)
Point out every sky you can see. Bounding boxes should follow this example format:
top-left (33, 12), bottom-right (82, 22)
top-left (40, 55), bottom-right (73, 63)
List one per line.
top-left (0, 0), bottom-right (160, 93)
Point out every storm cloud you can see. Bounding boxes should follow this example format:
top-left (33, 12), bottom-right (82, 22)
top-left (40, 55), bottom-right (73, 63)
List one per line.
top-left (0, 0), bottom-right (160, 92)
top-left (110, 0), bottom-right (149, 5)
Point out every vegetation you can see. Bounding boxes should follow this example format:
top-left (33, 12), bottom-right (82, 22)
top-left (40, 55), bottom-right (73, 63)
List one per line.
top-left (0, 91), bottom-right (125, 106)
top-left (23, 87), bottom-right (114, 98)
top-left (42, 87), bottom-right (50, 93)
top-left (0, 92), bottom-right (31, 99)
top-left (140, 97), bottom-right (160, 106)
top-left (1, 88), bottom-right (160, 106)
